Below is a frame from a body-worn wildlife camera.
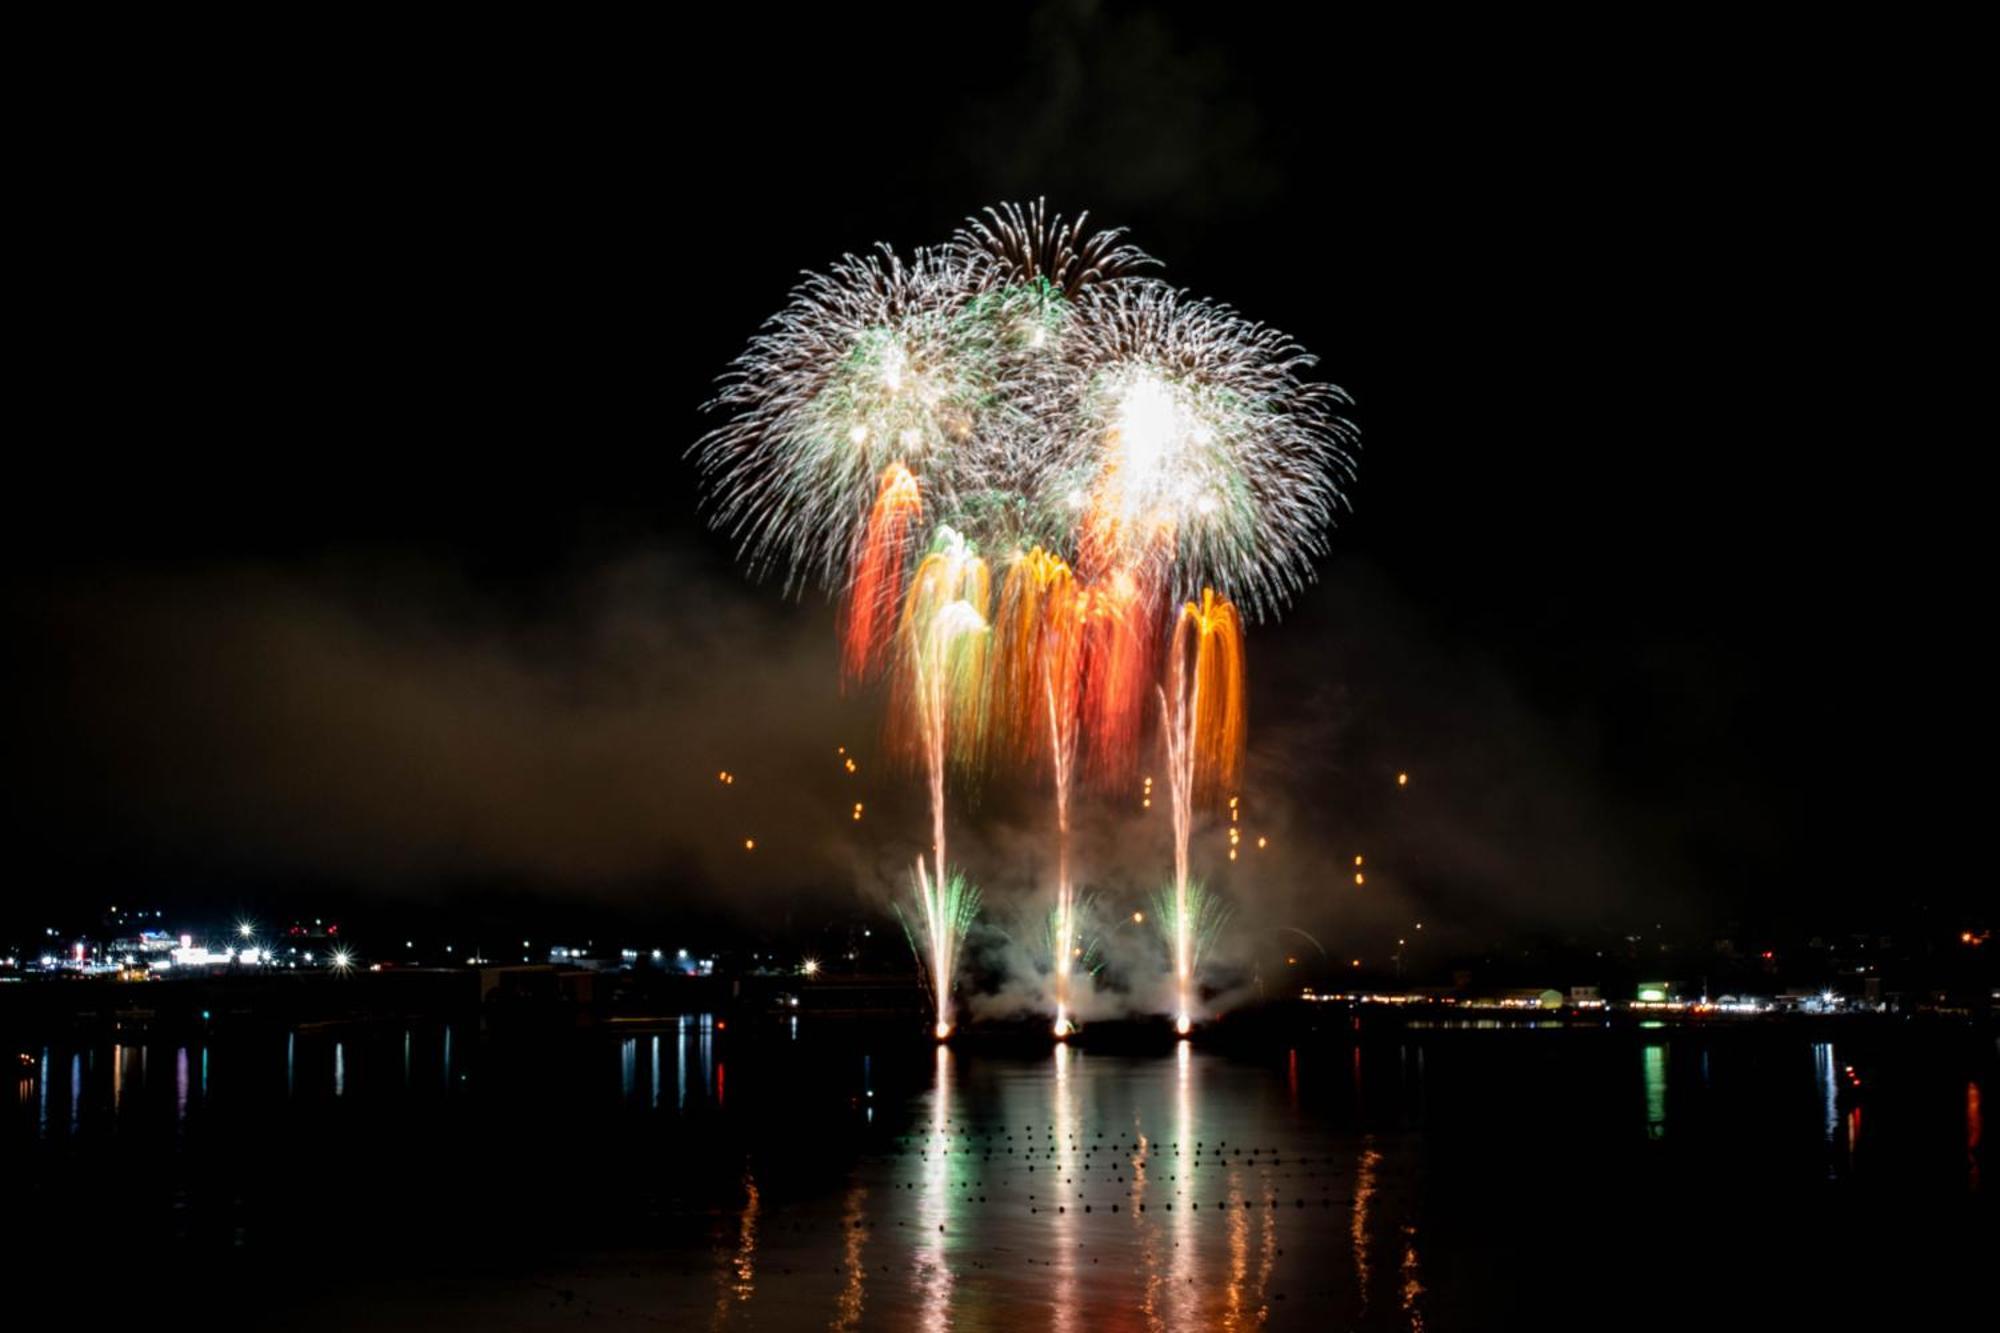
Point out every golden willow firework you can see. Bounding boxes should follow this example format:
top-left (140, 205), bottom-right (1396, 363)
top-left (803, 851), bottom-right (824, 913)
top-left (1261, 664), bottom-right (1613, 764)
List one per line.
top-left (885, 526), bottom-right (989, 1037)
top-left (956, 204), bottom-right (1161, 1035)
top-left (1158, 588), bottom-right (1246, 1033)
top-left (992, 547), bottom-right (1089, 1035)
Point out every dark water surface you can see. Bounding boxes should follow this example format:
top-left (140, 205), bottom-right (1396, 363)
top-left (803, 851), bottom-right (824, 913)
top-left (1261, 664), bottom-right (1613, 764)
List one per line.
top-left (9, 1018), bottom-right (1991, 1329)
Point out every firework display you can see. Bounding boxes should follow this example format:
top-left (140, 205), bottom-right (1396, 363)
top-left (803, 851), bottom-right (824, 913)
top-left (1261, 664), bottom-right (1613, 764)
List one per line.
top-left (694, 201), bottom-right (1354, 1038)
top-left (1159, 588), bottom-right (1246, 1031)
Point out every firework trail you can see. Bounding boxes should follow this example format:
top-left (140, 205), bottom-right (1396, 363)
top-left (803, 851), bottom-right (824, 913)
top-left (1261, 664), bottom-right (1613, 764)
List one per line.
top-left (1158, 589), bottom-right (1245, 1031)
top-left (887, 527), bottom-right (989, 1036)
top-left (898, 863), bottom-right (982, 1041)
top-left (1149, 881), bottom-right (1234, 1022)
top-left (955, 202), bottom-right (1159, 1036)
top-left (842, 462), bottom-right (922, 685)
top-left (995, 549), bottom-right (1092, 1034)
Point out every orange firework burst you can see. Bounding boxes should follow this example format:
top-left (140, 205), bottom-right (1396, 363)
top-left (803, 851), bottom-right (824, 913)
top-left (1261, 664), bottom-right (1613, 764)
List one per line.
top-left (993, 548), bottom-right (1092, 1033)
top-left (1079, 566), bottom-right (1159, 785)
top-left (991, 549), bottom-right (1084, 766)
top-left (885, 528), bottom-right (992, 779)
top-left (1173, 587), bottom-right (1245, 802)
top-left (841, 462), bottom-right (923, 686)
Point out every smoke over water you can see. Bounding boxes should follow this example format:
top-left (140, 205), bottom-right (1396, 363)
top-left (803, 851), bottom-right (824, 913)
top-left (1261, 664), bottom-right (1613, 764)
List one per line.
top-left (12, 550), bottom-right (1678, 1009)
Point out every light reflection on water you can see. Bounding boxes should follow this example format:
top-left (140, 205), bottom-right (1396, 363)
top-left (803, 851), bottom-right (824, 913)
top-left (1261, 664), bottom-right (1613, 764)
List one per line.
top-left (12, 1020), bottom-right (1990, 1328)
top-left (1970, 1081), bottom-right (1984, 1194)
top-left (1643, 1042), bottom-right (1668, 1138)
top-left (1051, 1041), bottom-right (1077, 1333)
top-left (916, 1044), bottom-right (954, 1333)
top-left (778, 1041), bottom-right (1431, 1331)
top-left (831, 1182), bottom-right (868, 1332)
top-left (1353, 1136), bottom-right (1381, 1312)
top-left (1814, 1041), bottom-right (1839, 1171)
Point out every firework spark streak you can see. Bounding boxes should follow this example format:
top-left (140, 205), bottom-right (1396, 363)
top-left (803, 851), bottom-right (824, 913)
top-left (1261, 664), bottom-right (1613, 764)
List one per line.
top-left (888, 528), bottom-right (990, 1037)
top-left (995, 549), bottom-right (1089, 1035)
top-left (842, 462), bottom-right (922, 685)
top-left (1158, 589), bottom-right (1245, 1031)
top-left (899, 862), bottom-right (982, 1041)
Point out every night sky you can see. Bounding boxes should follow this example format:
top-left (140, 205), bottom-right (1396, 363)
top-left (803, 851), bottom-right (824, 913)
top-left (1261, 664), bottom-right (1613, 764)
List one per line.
top-left (4, 8), bottom-right (1974, 949)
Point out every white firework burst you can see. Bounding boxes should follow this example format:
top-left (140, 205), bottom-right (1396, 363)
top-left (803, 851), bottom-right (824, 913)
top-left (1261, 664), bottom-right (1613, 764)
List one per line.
top-left (1055, 279), bottom-right (1358, 618)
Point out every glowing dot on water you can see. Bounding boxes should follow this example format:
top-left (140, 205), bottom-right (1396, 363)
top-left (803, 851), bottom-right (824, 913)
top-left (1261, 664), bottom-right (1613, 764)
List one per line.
top-left (1354, 872), bottom-right (1365, 886)
top-left (1397, 772), bottom-right (1409, 786)
top-left (1257, 837), bottom-right (1268, 849)
top-left (744, 838), bottom-right (756, 851)
top-left (1132, 912), bottom-right (1145, 924)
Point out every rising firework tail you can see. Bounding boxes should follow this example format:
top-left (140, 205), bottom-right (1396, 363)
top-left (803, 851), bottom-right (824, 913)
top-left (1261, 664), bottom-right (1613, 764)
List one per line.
top-left (1149, 879), bottom-right (1234, 1000)
top-left (896, 861), bottom-right (982, 1039)
top-left (1160, 588), bottom-right (1246, 1026)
